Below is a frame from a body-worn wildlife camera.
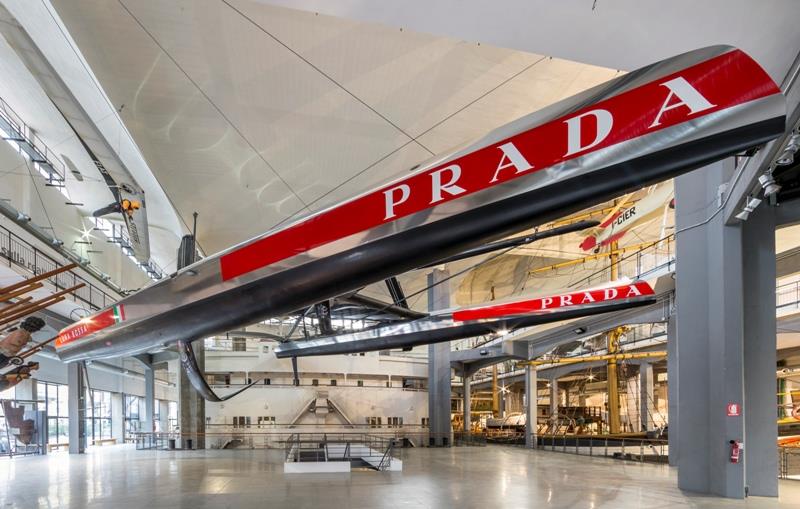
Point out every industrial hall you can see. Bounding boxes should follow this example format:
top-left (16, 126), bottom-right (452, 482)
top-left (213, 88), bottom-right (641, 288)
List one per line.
top-left (0, 1), bottom-right (799, 508)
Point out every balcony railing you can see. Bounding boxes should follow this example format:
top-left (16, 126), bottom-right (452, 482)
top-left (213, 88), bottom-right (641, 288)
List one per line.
top-left (0, 223), bottom-right (118, 311)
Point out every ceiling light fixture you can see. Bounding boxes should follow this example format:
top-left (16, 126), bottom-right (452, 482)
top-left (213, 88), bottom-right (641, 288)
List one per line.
top-left (776, 133), bottom-right (800, 166)
top-left (758, 172), bottom-right (781, 198)
top-left (734, 196), bottom-right (762, 221)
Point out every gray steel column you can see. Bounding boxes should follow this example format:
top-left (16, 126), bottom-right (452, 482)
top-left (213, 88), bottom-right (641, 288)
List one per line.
top-left (525, 365), bottom-right (537, 448)
top-left (667, 315), bottom-right (678, 466)
top-left (742, 204), bottom-right (778, 497)
top-left (463, 373), bottom-right (471, 435)
top-left (639, 362), bottom-right (654, 432)
top-left (427, 268), bottom-right (452, 446)
top-left (143, 366), bottom-right (155, 434)
top-left (67, 361), bottom-right (86, 454)
top-left (675, 161), bottom-right (746, 498)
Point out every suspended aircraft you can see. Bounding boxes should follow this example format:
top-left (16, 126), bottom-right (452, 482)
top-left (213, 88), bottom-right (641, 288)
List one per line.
top-left (49, 45), bottom-right (785, 401)
top-left (579, 184), bottom-right (675, 253)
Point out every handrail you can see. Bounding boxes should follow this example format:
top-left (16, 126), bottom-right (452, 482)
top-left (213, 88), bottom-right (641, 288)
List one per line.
top-left (0, 223), bottom-right (118, 311)
top-left (377, 441), bottom-right (393, 471)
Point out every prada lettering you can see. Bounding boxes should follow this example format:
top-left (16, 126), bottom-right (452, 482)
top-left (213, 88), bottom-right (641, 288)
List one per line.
top-left (219, 49), bottom-right (779, 281)
top-left (452, 282), bottom-right (655, 322)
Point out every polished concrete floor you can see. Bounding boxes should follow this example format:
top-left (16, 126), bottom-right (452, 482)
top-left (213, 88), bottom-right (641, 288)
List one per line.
top-left (1, 446), bottom-right (799, 508)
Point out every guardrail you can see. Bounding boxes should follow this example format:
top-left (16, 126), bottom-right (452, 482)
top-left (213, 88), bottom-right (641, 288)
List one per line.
top-left (135, 430), bottom-right (484, 452)
top-left (0, 95), bottom-right (65, 186)
top-left (0, 223), bottom-right (118, 311)
top-left (777, 281), bottom-right (800, 312)
top-left (489, 432), bottom-right (669, 463)
top-left (780, 446), bottom-right (800, 479)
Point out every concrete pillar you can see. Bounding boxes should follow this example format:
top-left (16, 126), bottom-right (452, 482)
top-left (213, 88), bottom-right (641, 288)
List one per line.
top-left (176, 236), bottom-right (205, 448)
top-left (525, 365), bottom-right (537, 448)
top-left (742, 203), bottom-right (778, 497)
top-left (640, 363), bottom-right (655, 432)
top-left (427, 268), bottom-right (452, 446)
top-left (179, 359), bottom-right (205, 449)
top-left (462, 373), bottom-right (471, 434)
top-left (670, 160), bottom-right (756, 498)
top-left (13, 378), bottom-right (35, 401)
top-left (667, 315), bottom-right (678, 466)
top-left (111, 393), bottom-right (123, 443)
top-left (143, 367), bottom-right (155, 434)
top-left (67, 362), bottom-right (86, 454)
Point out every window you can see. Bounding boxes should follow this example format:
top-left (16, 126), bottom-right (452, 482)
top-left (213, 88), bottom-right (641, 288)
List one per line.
top-left (312, 379), bottom-right (319, 386)
top-left (329, 379), bottom-right (337, 386)
top-left (85, 390), bottom-right (112, 443)
top-left (206, 373), bottom-right (231, 385)
top-left (388, 417), bottom-right (404, 428)
top-left (421, 417), bottom-right (429, 427)
top-left (366, 416), bottom-right (382, 428)
top-left (124, 394), bottom-right (142, 438)
top-left (257, 416), bottom-right (275, 428)
top-left (263, 379), bottom-right (271, 385)
top-left (168, 401), bottom-right (178, 431)
top-left (0, 385), bottom-right (12, 450)
top-left (154, 400), bottom-right (162, 432)
top-left (357, 380), bottom-right (364, 387)
top-left (232, 337), bottom-right (247, 352)
top-left (386, 381), bottom-right (392, 388)
top-left (41, 382), bottom-right (69, 445)
top-left (233, 416), bottom-right (251, 428)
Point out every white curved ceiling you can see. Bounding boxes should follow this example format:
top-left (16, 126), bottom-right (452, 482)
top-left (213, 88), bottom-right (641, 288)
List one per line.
top-left (49, 0), bottom-right (619, 256)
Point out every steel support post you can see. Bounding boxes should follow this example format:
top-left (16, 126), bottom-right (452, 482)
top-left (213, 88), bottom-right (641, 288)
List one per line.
top-left (640, 362), bottom-right (654, 432)
top-left (667, 315), bottom-right (678, 466)
top-left (742, 202), bottom-right (778, 497)
top-left (427, 268), bottom-right (452, 446)
top-left (463, 373), bottom-right (471, 435)
top-left (525, 365), bottom-right (537, 448)
top-left (675, 160), bottom-right (756, 498)
top-left (143, 366), bottom-right (155, 434)
top-left (67, 361), bottom-right (86, 454)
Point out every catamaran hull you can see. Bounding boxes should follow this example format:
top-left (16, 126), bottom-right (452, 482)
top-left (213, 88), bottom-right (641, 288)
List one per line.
top-left (55, 46), bottom-right (785, 363)
top-left (274, 298), bottom-right (656, 358)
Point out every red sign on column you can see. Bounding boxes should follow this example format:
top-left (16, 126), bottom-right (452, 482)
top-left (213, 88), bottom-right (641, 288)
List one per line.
top-left (726, 403), bottom-right (741, 416)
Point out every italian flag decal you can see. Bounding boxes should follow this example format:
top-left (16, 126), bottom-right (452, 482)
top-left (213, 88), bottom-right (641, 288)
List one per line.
top-left (56, 304), bottom-right (126, 348)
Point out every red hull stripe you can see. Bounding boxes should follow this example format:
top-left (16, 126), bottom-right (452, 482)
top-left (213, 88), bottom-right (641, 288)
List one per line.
top-left (56, 305), bottom-right (125, 348)
top-left (220, 50), bottom-right (779, 281)
top-left (452, 281), bottom-right (655, 322)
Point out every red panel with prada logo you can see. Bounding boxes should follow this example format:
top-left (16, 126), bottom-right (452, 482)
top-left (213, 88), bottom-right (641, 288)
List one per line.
top-left (452, 281), bottom-right (655, 322)
top-left (220, 50), bottom-right (778, 281)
